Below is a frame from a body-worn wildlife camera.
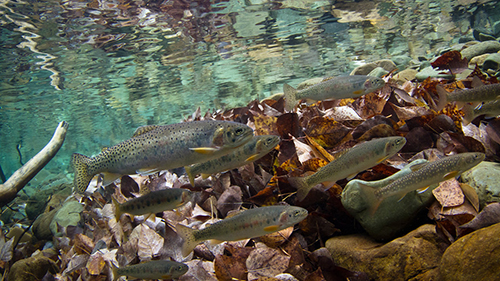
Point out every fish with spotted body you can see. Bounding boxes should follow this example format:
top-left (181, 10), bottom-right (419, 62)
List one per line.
top-left (111, 260), bottom-right (188, 280)
top-left (185, 135), bottom-right (280, 186)
top-left (359, 152), bottom-right (485, 214)
top-left (112, 188), bottom-right (192, 220)
top-left (71, 120), bottom-right (253, 193)
top-left (288, 136), bottom-right (406, 201)
top-left (176, 205), bottom-right (308, 256)
top-left (284, 75), bottom-right (385, 111)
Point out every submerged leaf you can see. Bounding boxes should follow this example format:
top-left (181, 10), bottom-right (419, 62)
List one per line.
top-left (246, 243), bottom-right (290, 280)
top-left (137, 224), bottom-right (164, 261)
top-left (432, 179), bottom-right (464, 208)
top-left (305, 116), bottom-right (351, 148)
top-left (431, 50), bottom-right (469, 74)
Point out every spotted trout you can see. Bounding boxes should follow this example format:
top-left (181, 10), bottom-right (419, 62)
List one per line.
top-left (176, 205), bottom-right (308, 256)
top-left (71, 120), bottom-right (253, 193)
top-left (436, 76), bottom-right (500, 111)
top-left (185, 135), bottom-right (280, 186)
top-left (283, 75), bottom-right (385, 111)
top-left (289, 136), bottom-right (406, 201)
top-left (111, 260), bottom-right (188, 280)
top-left (112, 188), bottom-right (192, 220)
top-left (360, 152), bottom-right (485, 215)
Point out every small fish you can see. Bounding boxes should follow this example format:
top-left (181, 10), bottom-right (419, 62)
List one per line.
top-left (175, 205), bottom-right (308, 256)
top-left (283, 75), bottom-right (385, 111)
top-left (111, 260), bottom-right (188, 280)
top-left (112, 188), bottom-right (192, 220)
top-left (289, 136), bottom-right (406, 201)
top-left (360, 152), bottom-right (485, 215)
top-left (71, 120), bottom-right (254, 193)
top-left (185, 135), bottom-right (280, 186)
top-left (462, 99), bottom-right (500, 125)
top-left (436, 77), bottom-right (500, 111)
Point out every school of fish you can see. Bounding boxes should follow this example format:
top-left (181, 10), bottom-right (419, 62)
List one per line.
top-left (66, 72), bottom-right (496, 278)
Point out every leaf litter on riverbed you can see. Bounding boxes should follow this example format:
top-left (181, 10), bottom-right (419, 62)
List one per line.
top-left (3, 57), bottom-right (500, 280)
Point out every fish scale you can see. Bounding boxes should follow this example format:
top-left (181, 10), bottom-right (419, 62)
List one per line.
top-left (112, 260), bottom-right (188, 280)
top-left (71, 120), bottom-right (253, 193)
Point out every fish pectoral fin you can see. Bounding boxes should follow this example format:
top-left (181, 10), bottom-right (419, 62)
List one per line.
top-left (346, 174), bottom-right (357, 180)
top-left (161, 275), bottom-right (172, 279)
top-left (201, 173), bottom-right (211, 179)
top-left (397, 192), bottom-right (408, 202)
top-left (136, 168), bottom-right (160, 175)
top-left (207, 239), bottom-right (224, 245)
top-left (263, 225), bottom-right (280, 232)
top-left (443, 171), bottom-right (459, 180)
top-left (190, 147), bottom-right (219, 154)
top-left (145, 213), bottom-right (156, 221)
top-left (352, 89), bottom-right (364, 95)
top-left (245, 154), bottom-right (260, 162)
top-left (416, 186), bottom-right (430, 194)
top-left (101, 172), bottom-right (122, 186)
top-left (376, 156), bottom-right (389, 164)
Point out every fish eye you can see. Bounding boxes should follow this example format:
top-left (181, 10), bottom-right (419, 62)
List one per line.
top-left (235, 128), bottom-right (244, 135)
top-left (177, 265), bottom-right (184, 271)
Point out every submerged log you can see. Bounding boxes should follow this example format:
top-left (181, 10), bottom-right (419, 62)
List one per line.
top-left (0, 121), bottom-right (68, 207)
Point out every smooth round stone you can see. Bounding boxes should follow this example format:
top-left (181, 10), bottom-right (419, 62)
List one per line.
top-left (461, 40), bottom-right (500, 60)
top-left (460, 161), bottom-right (500, 208)
top-left (469, 53), bottom-right (491, 67)
top-left (350, 59), bottom-right (397, 75)
top-left (482, 53), bottom-right (500, 73)
top-left (368, 66), bottom-right (389, 78)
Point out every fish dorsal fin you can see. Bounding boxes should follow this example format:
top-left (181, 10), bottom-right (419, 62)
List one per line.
top-left (471, 76), bottom-right (484, 88)
top-left (132, 125), bottom-right (161, 137)
top-left (409, 162), bottom-right (428, 172)
top-left (416, 185), bottom-right (430, 193)
top-left (101, 147), bottom-right (109, 153)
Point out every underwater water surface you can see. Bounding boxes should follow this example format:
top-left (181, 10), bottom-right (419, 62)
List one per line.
top-left (0, 0), bottom-right (498, 185)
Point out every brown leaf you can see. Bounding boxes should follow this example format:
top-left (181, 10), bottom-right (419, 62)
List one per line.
top-left (304, 135), bottom-right (335, 162)
top-left (486, 118), bottom-right (500, 145)
top-left (460, 202), bottom-right (500, 230)
top-left (217, 186), bottom-right (243, 217)
top-left (431, 50), bottom-right (469, 74)
top-left (351, 116), bottom-right (395, 139)
top-left (432, 179), bottom-right (464, 208)
top-left (214, 245), bottom-right (252, 281)
top-left (136, 224), bottom-right (164, 261)
top-left (277, 113), bottom-right (301, 139)
top-left (259, 226), bottom-right (294, 248)
top-left (305, 116), bottom-right (351, 148)
top-left (251, 114), bottom-right (278, 136)
top-left (86, 252), bottom-right (105, 276)
top-left (460, 183), bottom-right (480, 212)
top-left (249, 178), bottom-right (280, 206)
top-left (246, 243), bottom-right (291, 280)
top-left (352, 91), bottom-right (388, 119)
top-left (120, 175), bottom-right (139, 197)
top-left (390, 103), bottom-right (434, 121)
top-left (357, 123), bottom-right (396, 141)
top-left (74, 233), bottom-right (95, 255)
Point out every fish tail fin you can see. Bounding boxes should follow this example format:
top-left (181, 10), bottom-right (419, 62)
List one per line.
top-left (185, 165), bottom-right (195, 186)
top-left (288, 176), bottom-right (311, 201)
top-left (462, 104), bottom-right (475, 125)
top-left (358, 183), bottom-right (382, 215)
top-left (175, 223), bottom-right (197, 257)
top-left (435, 85), bottom-right (449, 112)
top-left (111, 196), bottom-right (122, 221)
top-left (283, 83), bottom-right (298, 112)
top-left (70, 153), bottom-right (94, 193)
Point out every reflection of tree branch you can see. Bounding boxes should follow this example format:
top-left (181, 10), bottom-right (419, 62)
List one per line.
top-left (0, 121), bottom-right (68, 207)
top-left (16, 143), bottom-right (24, 166)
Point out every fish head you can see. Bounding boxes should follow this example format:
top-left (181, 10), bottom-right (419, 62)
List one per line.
top-left (363, 77), bottom-right (385, 94)
top-left (458, 152), bottom-right (485, 172)
top-left (384, 136), bottom-right (406, 156)
top-left (279, 206), bottom-right (308, 227)
top-left (169, 262), bottom-right (189, 278)
top-left (256, 135), bottom-right (281, 152)
top-left (215, 122), bottom-right (254, 148)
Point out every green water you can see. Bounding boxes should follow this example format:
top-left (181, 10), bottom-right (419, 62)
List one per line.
top-left (0, 0), bottom-right (497, 188)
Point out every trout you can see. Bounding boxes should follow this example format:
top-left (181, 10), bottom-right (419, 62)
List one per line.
top-left (71, 120), bottom-right (253, 193)
top-left (112, 188), bottom-right (192, 220)
top-left (176, 205), bottom-right (308, 256)
top-left (111, 260), bottom-right (188, 280)
top-left (462, 99), bottom-right (500, 125)
top-left (283, 75), bottom-right (385, 111)
top-left (436, 77), bottom-right (500, 111)
top-left (360, 152), bottom-right (485, 215)
top-left (289, 136), bottom-right (406, 201)
top-left (185, 135), bottom-right (280, 185)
